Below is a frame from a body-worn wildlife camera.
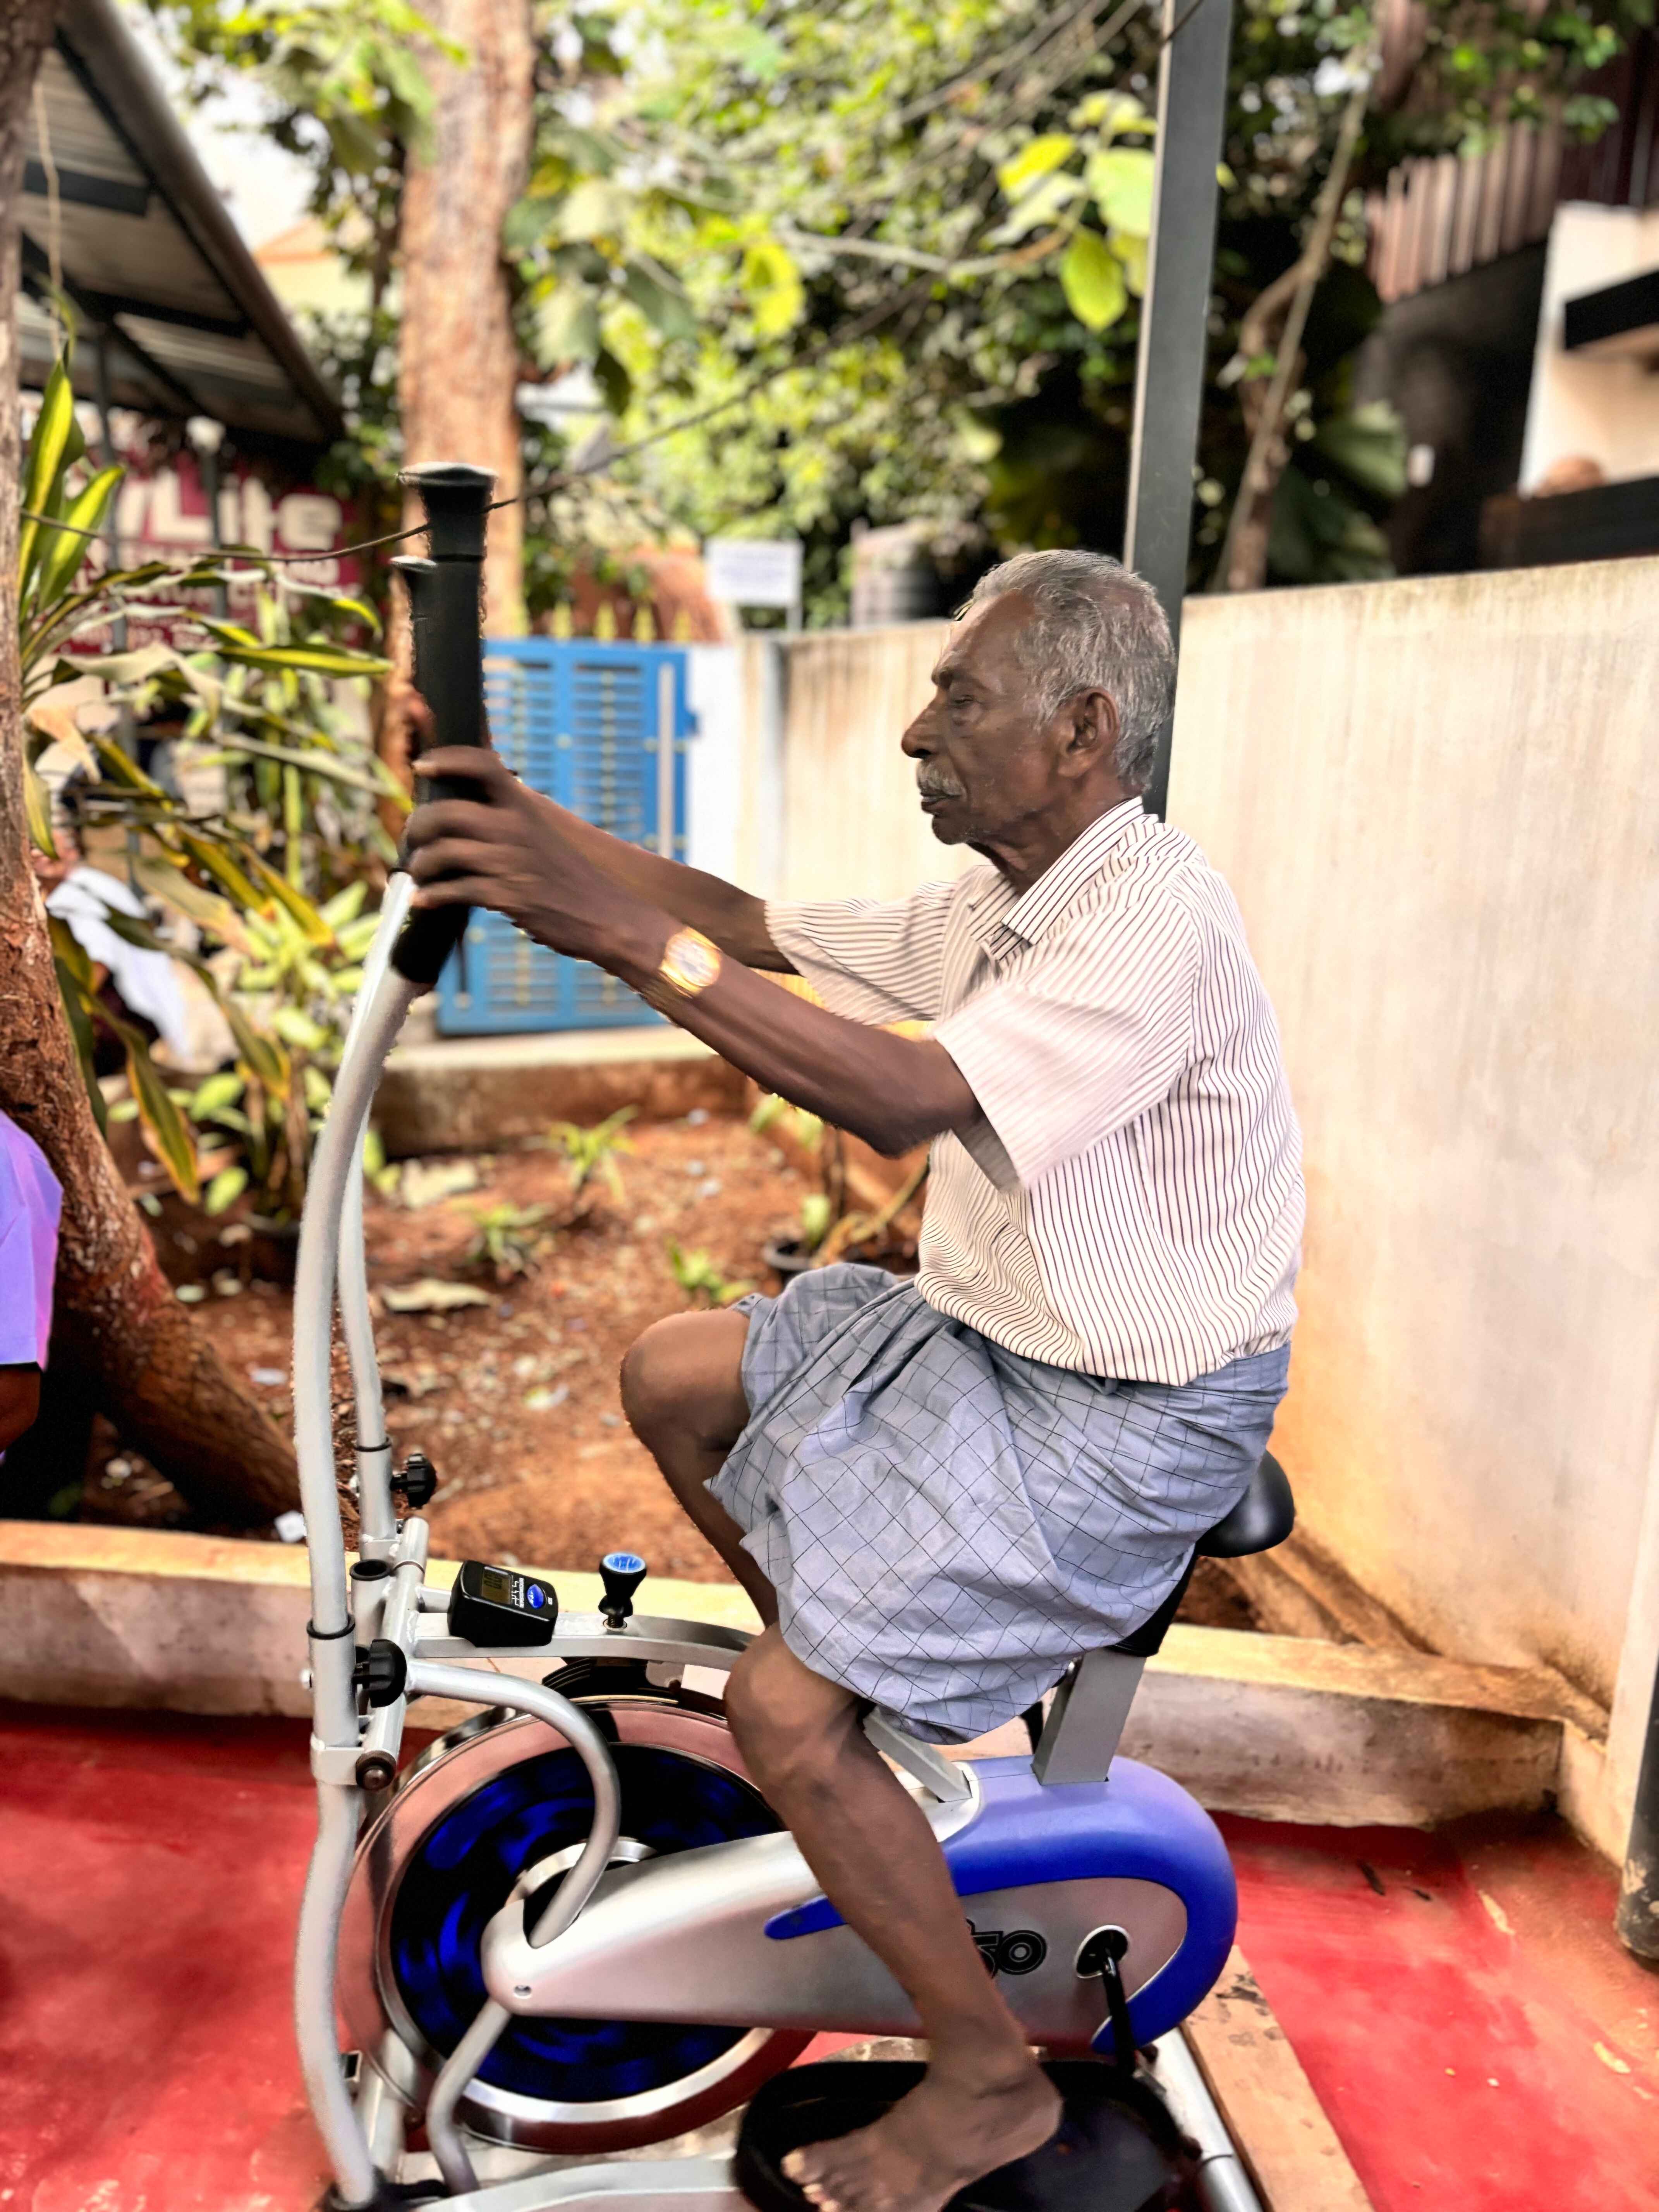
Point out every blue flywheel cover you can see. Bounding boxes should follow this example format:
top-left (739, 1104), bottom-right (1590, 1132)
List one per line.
top-left (390, 1741), bottom-right (781, 2102)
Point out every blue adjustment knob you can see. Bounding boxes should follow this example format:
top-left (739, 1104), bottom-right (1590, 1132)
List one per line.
top-left (599, 1550), bottom-right (647, 1627)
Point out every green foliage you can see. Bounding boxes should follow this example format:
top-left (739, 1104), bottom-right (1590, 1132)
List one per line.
top-left (546, 1105), bottom-right (637, 1203)
top-left (799, 1190), bottom-right (833, 1252)
top-left (466, 1200), bottom-right (556, 1282)
top-left (19, 349), bottom-right (392, 1220)
top-left (665, 1239), bottom-right (751, 1306)
top-left (594, 0), bottom-right (1641, 600)
top-left (150, 0), bottom-right (1644, 606)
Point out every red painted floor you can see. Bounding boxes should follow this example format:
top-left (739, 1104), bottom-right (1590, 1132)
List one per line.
top-left (1219, 1811), bottom-right (1659, 2212)
top-left (2, 1706), bottom-right (1655, 2211)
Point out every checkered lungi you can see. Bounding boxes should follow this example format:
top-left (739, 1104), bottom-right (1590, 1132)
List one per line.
top-left (709, 1263), bottom-right (1291, 1743)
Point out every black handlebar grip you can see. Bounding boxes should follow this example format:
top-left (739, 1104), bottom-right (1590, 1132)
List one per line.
top-left (390, 462), bottom-right (495, 988)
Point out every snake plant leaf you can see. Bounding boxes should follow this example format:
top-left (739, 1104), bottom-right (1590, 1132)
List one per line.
top-left (203, 1164), bottom-right (249, 1216)
top-left (48, 917), bottom-right (106, 1134)
top-left (18, 356), bottom-right (77, 595)
top-left (88, 730), bottom-right (168, 796)
top-left (98, 907), bottom-right (172, 956)
top-left (320, 881), bottom-right (369, 930)
top-left (196, 730), bottom-right (396, 800)
top-left (243, 851), bottom-right (333, 945)
top-left (135, 858), bottom-right (256, 957)
top-left (33, 465), bottom-right (123, 611)
top-left (272, 1004), bottom-right (329, 1052)
top-left (174, 830), bottom-right (266, 913)
top-left (190, 1070), bottom-right (246, 1119)
top-left (198, 618), bottom-right (391, 680)
top-left (23, 752), bottom-right (57, 858)
top-left (125, 1034), bottom-right (201, 1203)
top-left (222, 997), bottom-right (289, 1096)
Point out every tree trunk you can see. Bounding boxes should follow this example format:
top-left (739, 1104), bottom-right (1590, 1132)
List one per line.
top-left (1219, 262), bottom-right (1302, 594)
top-left (0, 7), bottom-right (299, 1527)
top-left (1218, 72), bottom-right (1372, 593)
top-left (398, 0), bottom-right (533, 638)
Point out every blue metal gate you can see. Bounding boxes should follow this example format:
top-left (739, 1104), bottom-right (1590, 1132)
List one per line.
top-left (434, 639), bottom-right (693, 1036)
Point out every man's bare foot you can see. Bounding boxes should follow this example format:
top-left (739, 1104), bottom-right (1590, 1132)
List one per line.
top-left (780, 2052), bottom-right (1061, 2212)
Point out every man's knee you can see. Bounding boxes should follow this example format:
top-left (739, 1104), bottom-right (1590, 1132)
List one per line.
top-left (725, 1630), bottom-right (857, 1791)
top-left (620, 1309), bottom-right (749, 1452)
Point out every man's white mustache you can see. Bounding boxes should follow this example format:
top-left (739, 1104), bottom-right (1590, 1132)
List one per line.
top-left (917, 773), bottom-right (966, 799)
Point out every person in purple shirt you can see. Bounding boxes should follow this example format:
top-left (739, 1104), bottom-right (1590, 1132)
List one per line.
top-left (0, 1109), bottom-right (62, 1462)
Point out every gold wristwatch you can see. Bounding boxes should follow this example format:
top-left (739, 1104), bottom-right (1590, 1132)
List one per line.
top-left (658, 925), bottom-right (722, 998)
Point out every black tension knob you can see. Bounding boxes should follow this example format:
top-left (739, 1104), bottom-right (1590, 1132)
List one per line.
top-left (352, 1638), bottom-right (408, 1710)
top-left (599, 1551), bottom-right (647, 1629)
top-left (395, 1451), bottom-right (438, 1508)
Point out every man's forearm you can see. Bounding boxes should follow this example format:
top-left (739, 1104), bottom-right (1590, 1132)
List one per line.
top-left (538, 801), bottom-right (791, 973)
top-left (600, 905), bottom-right (977, 1158)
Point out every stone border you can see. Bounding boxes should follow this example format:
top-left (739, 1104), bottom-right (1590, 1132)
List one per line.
top-left (375, 1027), bottom-right (745, 1158)
top-left (0, 1521), bottom-right (1611, 1844)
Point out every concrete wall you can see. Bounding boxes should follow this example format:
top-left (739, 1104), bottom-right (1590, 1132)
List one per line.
top-left (734, 625), bottom-right (973, 902)
top-left (1168, 558), bottom-right (1659, 1719)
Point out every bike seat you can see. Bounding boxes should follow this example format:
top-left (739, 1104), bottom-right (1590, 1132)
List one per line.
top-left (1094, 1451), bottom-right (1295, 1663)
top-left (1195, 1449), bottom-right (1295, 1558)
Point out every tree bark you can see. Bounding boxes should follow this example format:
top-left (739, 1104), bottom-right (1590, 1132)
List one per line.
top-left (398, 0), bottom-right (533, 638)
top-left (1, 5), bottom-right (299, 1526)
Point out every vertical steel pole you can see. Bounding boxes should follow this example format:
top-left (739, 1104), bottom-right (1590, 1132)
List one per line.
top-left (1616, 1649), bottom-right (1659, 1958)
top-left (1123, 0), bottom-right (1236, 821)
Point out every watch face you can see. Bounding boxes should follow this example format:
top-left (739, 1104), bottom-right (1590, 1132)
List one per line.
top-left (669, 931), bottom-right (721, 991)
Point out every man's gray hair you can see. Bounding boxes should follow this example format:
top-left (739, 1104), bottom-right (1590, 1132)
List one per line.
top-left (965, 550), bottom-right (1174, 793)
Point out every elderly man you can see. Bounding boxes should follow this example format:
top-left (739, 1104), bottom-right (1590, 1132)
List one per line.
top-left (405, 550), bottom-right (1302, 2212)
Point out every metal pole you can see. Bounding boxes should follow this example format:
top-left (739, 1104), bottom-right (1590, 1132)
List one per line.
top-left (1616, 1647), bottom-right (1659, 1959)
top-left (1122, 0), bottom-right (1236, 822)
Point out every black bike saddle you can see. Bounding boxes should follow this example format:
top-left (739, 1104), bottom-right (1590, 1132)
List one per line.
top-left (735, 2059), bottom-right (1192, 2212)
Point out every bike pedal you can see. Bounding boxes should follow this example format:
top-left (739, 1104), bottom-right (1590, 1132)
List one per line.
top-left (735, 2059), bottom-right (1191, 2212)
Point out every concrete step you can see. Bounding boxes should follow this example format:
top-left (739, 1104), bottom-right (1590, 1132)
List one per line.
top-left (375, 1026), bottom-right (746, 1158)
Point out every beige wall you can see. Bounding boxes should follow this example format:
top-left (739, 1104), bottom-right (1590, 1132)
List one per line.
top-left (736, 624), bottom-right (971, 902)
top-left (1169, 558), bottom-right (1659, 1713)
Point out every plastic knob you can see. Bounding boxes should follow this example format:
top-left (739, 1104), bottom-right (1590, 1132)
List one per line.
top-left (395, 1451), bottom-right (438, 1508)
top-left (352, 1638), bottom-right (408, 1710)
top-left (599, 1550), bottom-right (647, 1628)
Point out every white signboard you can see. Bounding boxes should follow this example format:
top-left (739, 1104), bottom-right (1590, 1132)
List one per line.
top-left (704, 536), bottom-right (803, 611)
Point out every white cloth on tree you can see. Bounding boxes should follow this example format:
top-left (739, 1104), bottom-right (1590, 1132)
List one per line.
top-left (47, 865), bottom-right (193, 1062)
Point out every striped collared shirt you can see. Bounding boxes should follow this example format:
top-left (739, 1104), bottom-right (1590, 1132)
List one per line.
top-left (767, 799), bottom-right (1303, 1386)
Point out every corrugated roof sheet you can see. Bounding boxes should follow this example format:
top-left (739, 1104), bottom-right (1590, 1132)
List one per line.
top-left (18, 0), bottom-right (342, 449)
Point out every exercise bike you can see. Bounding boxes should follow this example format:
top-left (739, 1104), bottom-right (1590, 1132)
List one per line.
top-left (292, 464), bottom-right (1297, 2212)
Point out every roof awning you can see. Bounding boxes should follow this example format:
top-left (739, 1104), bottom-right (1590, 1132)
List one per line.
top-left (18, 0), bottom-right (343, 452)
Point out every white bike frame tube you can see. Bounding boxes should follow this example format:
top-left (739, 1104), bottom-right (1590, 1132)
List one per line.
top-left (294, 951), bottom-right (419, 1738)
top-left (406, 1664), bottom-right (624, 2197)
top-left (1150, 2031), bottom-right (1266, 2212)
top-left (293, 908), bottom-right (421, 2208)
top-left (296, 1779), bottom-right (380, 2209)
top-left (337, 873), bottom-right (414, 1559)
